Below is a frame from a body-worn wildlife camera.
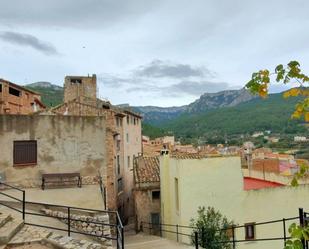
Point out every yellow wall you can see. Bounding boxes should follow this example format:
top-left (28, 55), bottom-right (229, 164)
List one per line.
top-left (160, 155), bottom-right (307, 249)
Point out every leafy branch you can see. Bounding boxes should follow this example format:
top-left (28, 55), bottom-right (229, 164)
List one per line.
top-left (246, 61), bottom-right (309, 122)
top-left (285, 223), bottom-right (309, 249)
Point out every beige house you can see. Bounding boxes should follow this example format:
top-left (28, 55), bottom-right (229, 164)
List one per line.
top-left (160, 153), bottom-right (309, 249)
top-left (122, 110), bottom-right (142, 221)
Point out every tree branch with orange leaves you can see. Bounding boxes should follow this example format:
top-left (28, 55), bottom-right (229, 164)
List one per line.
top-left (246, 61), bottom-right (309, 122)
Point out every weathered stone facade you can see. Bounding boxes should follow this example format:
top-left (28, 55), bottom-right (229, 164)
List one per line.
top-left (133, 156), bottom-right (160, 231)
top-left (64, 75), bottom-right (97, 106)
top-left (52, 75), bottom-right (142, 223)
top-left (0, 79), bottom-right (45, 115)
top-left (0, 115), bottom-right (107, 187)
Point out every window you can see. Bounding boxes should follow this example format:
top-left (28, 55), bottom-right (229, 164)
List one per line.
top-left (245, 223), bottom-right (255, 240)
top-left (127, 156), bottom-right (130, 168)
top-left (9, 87), bottom-right (21, 97)
top-left (117, 178), bottom-right (123, 193)
top-left (127, 115), bottom-right (130, 124)
top-left (152, 191), bottom-right (160, 200)
top-left (117, 155), bottom-right (120, 175)
top-left (70, 78), bottom-right (82, 84)
top-left (126, 133), bottom-right (129, 143)
top-left (116, 140), bottom-right (121, 151)
top-left (133, 118), bottom-right (136, 125)
top-left (0, 84), bottom-right (2, 92)
top-left (175, 178), bottom-right (179, 211)
top-left (116, 117), bottom-right (122, 127)
top-left (13, 141), bottom-right (37, 165)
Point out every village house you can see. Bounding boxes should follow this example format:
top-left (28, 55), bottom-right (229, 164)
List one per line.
top-left (51, 74), bottom-right (142, 223)
top-left (0, 75), bottom-right (142, 224)
top-left (133, 156), bottom-right (160, 232)
top-left (0, 114), bottom-right (107, 191)
top-left (0, 79), bottom-right (45, 114)
top-left (294, 136), bottom-right (308, 142)
top-left (159, 153), bottom-right (309, 249)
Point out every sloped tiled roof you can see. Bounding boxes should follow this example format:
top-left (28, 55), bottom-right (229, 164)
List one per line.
top-left (244, 177), bottom-right (285, 190)
top-left (134, 156), bottom-right (160, 184)
top-left (170, 152), bottom-right (205, 159)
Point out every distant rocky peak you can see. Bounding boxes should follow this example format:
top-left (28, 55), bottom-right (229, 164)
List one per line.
top-left (26, 82), bottom-right (63, 90)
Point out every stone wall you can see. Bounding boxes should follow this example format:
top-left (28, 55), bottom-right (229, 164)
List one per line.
top-left (0, 115), bottom-right (107, 187)
top-left (64, 75), bottom-right (97, 105)
top-left (41, 208), bottom-right (112, 246)
top-left (52, 100), bottom-right (121, 213)
top-left (134, 188), bottom-right (160, 232)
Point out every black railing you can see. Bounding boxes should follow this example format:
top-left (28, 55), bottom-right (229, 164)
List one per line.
top-left (0, 181), bottom-right (25, 219)
top-left (0, 181), bottom-right (124, 249)
top-left (141, 209), bottom-right (306, 249)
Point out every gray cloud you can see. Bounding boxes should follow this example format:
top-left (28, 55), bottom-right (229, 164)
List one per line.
top-left (126, 80), bottom-right (232, 97)
top-left (0, 0), bottom-right (160, 29)
top-left (0, 31), bottom-right (58, 55)
top-left (135, 60), bottom-right (213, 79)
top-left (167, 81), bottom-right (230, 95)
top-left (100, 60), bottom-right (232, 97)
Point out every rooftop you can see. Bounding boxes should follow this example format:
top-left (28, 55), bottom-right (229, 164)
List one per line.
top-left (243, 177), bottom-right (285, 190)
top-left (0, 78), bottom-right (42, 96)
top-left (134, 156), bottom-right (160, 184)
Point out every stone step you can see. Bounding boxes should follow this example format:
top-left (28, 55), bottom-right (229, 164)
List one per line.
top-left (0, 214), bottom-right (12, 228)
top-left (0, 219), bottom-right (24, 245)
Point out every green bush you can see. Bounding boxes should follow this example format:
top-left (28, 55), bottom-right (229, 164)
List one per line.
top-left (190, 206), bottom-right (234, 249)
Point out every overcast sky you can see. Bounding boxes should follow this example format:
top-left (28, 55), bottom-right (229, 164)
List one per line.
top-left (0, 0), bottom-right (309, 107)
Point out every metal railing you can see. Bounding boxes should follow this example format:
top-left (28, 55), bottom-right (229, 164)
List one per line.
top-left (0, 181), bottom-right (124, 249)
top-left (141, 209), bottom-right (305, 249)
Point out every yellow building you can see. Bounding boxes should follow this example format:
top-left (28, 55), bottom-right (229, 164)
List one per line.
top-left (160, 153), bottom-right (309, 249)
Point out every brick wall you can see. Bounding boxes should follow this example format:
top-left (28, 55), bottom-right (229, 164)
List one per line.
top-left (253, 159), bottom-right (280, 173)
top-left (0, 80), bottom-right (44, 114)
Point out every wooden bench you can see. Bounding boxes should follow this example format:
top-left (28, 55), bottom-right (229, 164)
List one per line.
top-left (41, 173), bottom-right (82, 190)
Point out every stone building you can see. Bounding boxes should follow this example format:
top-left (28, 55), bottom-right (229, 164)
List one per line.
top-left (0, 79), bottom-right (45, 114)
top-left (52, 74), bottom-right (142, 223)
top-left (122, 109), bottom-right (142, 221)
top-left (0, 115), bottom-right (106, 187)
top-left (133, 156), bottom-right (160, 232)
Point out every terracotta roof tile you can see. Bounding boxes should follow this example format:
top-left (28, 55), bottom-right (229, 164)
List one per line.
top-left (134, 156), bottom-right (160, 183)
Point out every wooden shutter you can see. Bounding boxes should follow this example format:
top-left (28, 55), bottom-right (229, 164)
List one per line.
top-left (13, 141), bottom-right (37, 165)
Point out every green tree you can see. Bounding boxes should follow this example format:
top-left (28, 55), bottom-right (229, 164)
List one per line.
top-left (190, 206), bottom-right (234, 249)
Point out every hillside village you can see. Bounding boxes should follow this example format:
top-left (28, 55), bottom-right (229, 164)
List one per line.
top-left (1, 1), bottom-right (309, 249)
top-left (0, 76), bottom-right (309, 249)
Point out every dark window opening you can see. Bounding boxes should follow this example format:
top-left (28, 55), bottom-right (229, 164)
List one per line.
top-left (152, 191), bottom-right (160, 200)
top-left (245, 223), bottom-right (255, 240)
top-left (127, 115), bottom-right (129, 124)
top-left (117, 178), bottom-right (123, 193)
top-left (13, 140), bottom-right (37, 165)
top-left (9, 87), bottom-right (21, 97)
top-left (117, 155), bottom-right (120, 174)
top-left (102, 104), bottom-right (110, 109)
top-left (70, 78), bottom-right (82, 84)
top-left (0, 84), bottom-right (2, 92)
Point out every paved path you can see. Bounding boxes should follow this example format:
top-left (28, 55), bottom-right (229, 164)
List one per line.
top-left (125, 233), bottom-right (194, 249)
